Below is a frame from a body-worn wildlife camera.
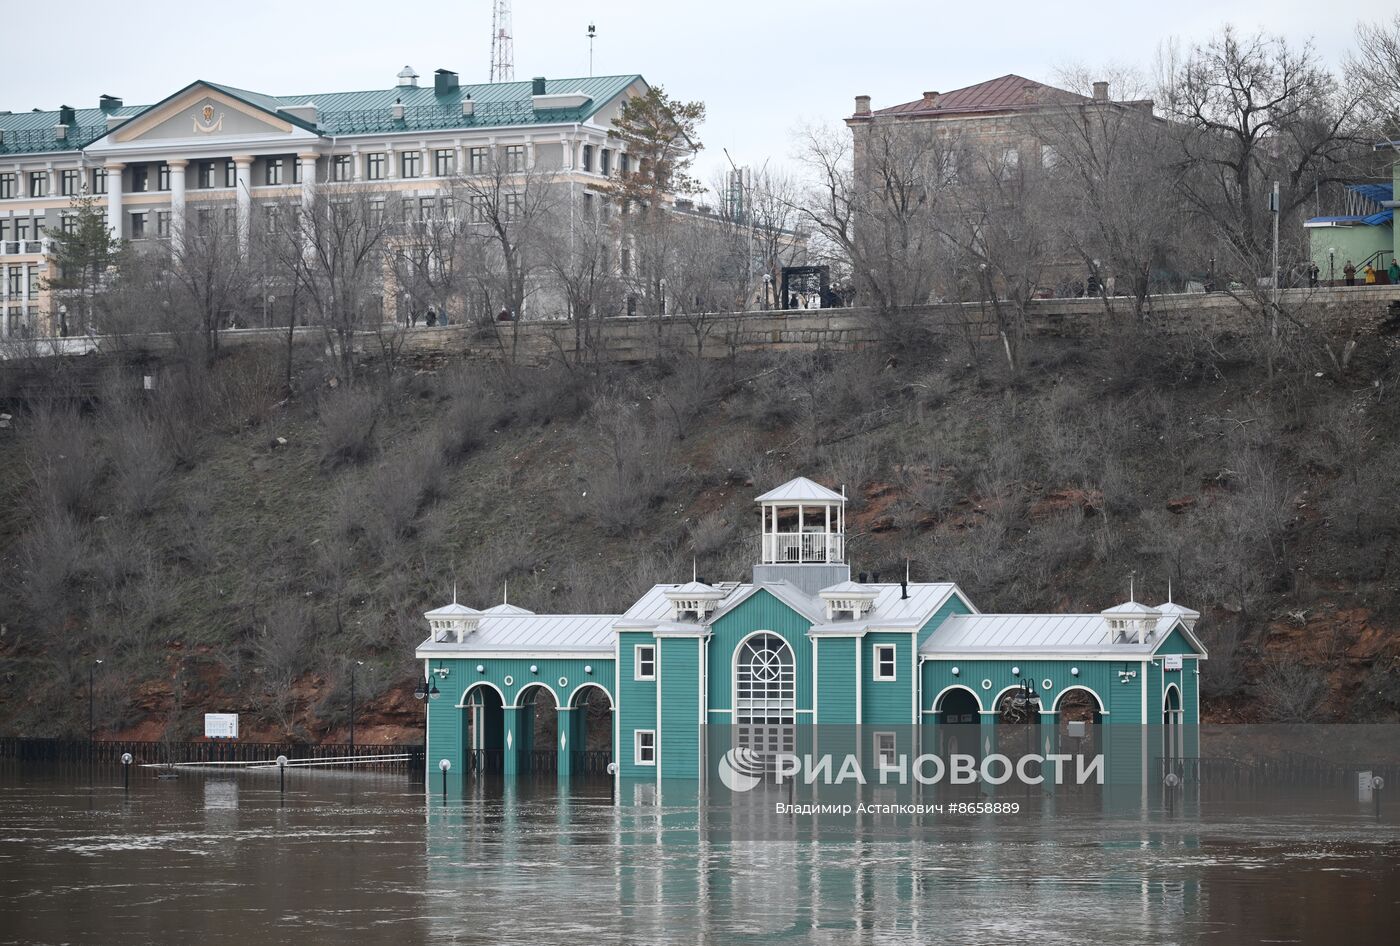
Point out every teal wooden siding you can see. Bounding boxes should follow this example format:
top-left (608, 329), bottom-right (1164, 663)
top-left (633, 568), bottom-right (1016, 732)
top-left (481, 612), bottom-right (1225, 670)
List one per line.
top-left (861, 632), bottom-right (915, 724)
top-left (921, 658), bottom-right (1116, 719)
top-left (426, 689), bottom-right (462, 773)
top-left (659, 637), bottom-right (701, 778)
top-left (1154, 625), bottom-right (1203, 656)
top-left (815, 636), bottom-right (858, 724)
top-left (705, 589), bottom-right (814, 717)
top-left (916, 594), bottom-right (973, 647)
top-left (617, 632), bottom-right (657, 779)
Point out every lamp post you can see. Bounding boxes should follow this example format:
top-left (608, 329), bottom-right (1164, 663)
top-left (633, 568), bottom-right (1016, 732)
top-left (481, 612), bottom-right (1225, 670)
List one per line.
top-left (349, 660), bottom-right (363, 750)
top-left (88, 659), bottom-right (103, 744)
top-left (1328, 247), bottom-right (1335, 285)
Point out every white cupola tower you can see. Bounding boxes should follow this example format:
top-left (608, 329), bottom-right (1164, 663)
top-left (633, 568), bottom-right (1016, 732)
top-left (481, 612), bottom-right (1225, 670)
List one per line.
top-left (1101, 580), bottom-right (1160, 645)
top-left (424, 592), bottom-right (481, 643)
top-left (752, 476), bottom-right (851, 594)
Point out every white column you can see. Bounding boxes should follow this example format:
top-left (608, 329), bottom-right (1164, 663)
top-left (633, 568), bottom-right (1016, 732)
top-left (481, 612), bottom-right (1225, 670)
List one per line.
top-left (526, 140), bottom-right (536, 169)
top-left (454, 143), bottom-right (465, 176)
top-left (351, 147), bottom-right (362, 182)
top-left (233, 155), bottom-right (252, 251)
top-left (561, 136), bottom-right (573, 171)
top-left (385, 145), bottom-right (397, 180)
top-left (105, 162), bottom-right (124, 239)
top-left (298, 153), bottom-right (317, 205)
top-left (168, 160), bottom-right (186, 252)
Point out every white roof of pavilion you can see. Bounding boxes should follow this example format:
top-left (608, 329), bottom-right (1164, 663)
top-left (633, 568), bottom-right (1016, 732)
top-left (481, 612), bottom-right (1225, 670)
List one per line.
top-left (416, 613), bottom-right (619, 655)
top-left (920, 612), bottom-right (1200, 657)
top-left (754, 476), bottom-right (846, 503)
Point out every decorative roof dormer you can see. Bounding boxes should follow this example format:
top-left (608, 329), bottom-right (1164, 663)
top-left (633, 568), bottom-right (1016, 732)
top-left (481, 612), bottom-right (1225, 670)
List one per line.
top-left (424, 596), bottom-right (481, 643)
top-left (1155, 581), bottom-right (1200, 630)
top-left (1102, 599), bottom-right (1160, 645)
top-left (819, 580), bottom-right (878, 621)
top-left (663, 580), bottom-right (727, 623)
top-left (756, 476), bottom-right (846, 566)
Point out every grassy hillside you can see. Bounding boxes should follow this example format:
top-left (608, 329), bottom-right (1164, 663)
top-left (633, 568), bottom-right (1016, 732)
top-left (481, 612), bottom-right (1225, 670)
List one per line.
top-left (2, 323), bottom-right (1398, 741)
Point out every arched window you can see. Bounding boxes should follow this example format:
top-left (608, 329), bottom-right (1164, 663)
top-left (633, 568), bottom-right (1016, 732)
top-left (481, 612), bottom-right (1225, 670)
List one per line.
top-left (735, 633), bottom-right (795, 756)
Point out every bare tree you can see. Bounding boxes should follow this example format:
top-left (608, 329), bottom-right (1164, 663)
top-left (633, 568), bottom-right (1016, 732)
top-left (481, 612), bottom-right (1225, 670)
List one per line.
top-left (1347, 14), bottom-right (1400, 137)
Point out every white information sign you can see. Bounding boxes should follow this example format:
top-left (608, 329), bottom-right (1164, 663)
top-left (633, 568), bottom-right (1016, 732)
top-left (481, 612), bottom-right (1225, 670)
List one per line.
top-left (204, 713), bottom-right (239, 739)
top-left (1163, 655), bottom-right (1183, 672)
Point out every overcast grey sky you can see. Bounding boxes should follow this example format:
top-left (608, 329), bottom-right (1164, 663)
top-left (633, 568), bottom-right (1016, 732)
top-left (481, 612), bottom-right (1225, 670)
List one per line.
top-left (7, 0), bottom-right (1360, 192)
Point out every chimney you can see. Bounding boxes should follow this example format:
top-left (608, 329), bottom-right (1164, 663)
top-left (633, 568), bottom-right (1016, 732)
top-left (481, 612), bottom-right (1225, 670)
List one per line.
top-left (921, 91), bottom-right (940, 108)
top-left (1092, 80), bottom-right (1109, 102)
top-left (532, 76), bottom-right (546, 96)
top-left (854, 95), bottom-right (871, 116)
top-left (99, 94), bottom-right (122, 112)
top-left (1022, 84), bottom-right (1036, 104)
top-left (434, 69), bottom-right (459, 96)
top-left (900, 579), bottom-right (908, 600)
top-left (461, 94), bottom-right (474, 117)
top-left (397, 65), bottom-right (419, 88)
top-left (391, 98), bottom-right (405, 121)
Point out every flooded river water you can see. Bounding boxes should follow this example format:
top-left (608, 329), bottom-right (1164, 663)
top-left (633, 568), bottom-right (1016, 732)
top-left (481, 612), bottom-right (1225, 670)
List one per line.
top-left (1, 764), bottom-right (1397, 944)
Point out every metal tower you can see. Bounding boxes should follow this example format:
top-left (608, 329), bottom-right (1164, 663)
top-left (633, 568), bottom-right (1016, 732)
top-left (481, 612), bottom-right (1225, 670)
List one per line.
top-left (490, 0), bottom-right (514, 83)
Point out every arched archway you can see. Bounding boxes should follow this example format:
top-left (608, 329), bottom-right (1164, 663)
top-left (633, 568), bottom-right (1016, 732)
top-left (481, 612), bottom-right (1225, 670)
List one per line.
top-left (460, 682), bottom-right (506, 773)
top-left (734, 632), bottom-right (795, 757)
top-left (1163, 684), bottom-right (1183, 764)
top-left (516, 683), bottom-right (560, 777)
top-left (569, 683), bottom-right (615, 777)
top-left (932, 686), bottom-right (982, 759)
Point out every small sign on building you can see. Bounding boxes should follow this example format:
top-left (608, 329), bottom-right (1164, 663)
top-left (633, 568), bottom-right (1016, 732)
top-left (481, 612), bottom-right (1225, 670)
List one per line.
top-left (204, 713), bottom-right (239, 739)
top-left (1163, 655), bottom-right (1183, 671)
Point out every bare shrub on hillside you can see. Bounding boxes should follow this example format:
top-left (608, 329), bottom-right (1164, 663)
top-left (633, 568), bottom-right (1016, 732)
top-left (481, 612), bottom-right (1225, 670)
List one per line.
top-left (18, 506), bottom-right (88, 622)
top-left (824, 438), bottom-right (879, 510)
top-left (109, 415), bottom-right (173, 518)
top-left (688, 511), bottom-right (735, 559)
top-left (24, 407), bottom-right (102, 517)
top-left (581, 397), bottom-right (675, 536)
top-left (255, 598), bottom-right (316, 735)
top-left (1255, 653), bottom-right (1327, 722)
top-left (319, 388), bottom-right (379, 466)
top-left (438, 368), bottom-right (495, 458)
top-left (655, 355), bottom-right (715, 442)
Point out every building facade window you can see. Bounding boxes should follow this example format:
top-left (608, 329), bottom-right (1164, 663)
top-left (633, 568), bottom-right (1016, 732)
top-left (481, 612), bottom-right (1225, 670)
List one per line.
top-left (600, 149), bottom-right (610, 176)
top-left (1041, 144), bottom-right (1059, 170)
top-left (29, 172), bottom-right (48, 198)
top-left (91, 168), bottom-right (107, 194)
top-left (61, 169), bottom-right (80, 196)
top-left (504, 145), bottom-right (525, 172)
top-left (158, 163), bottom-right (170, 191)
top-left (874, 644), bottom-right (897, 681)
top-left (366, 152), bottom-right (386, 180)
top-left (368, 198), bottom-right (385, 226)
top-left (15, 219), bottom-right (29, 241)
top-left (292, 160), bottom-right (302, 184)
top-left (620, 153), bottom-right (630, 175)
top-left (224, 160), bottom-right (236, 188)
top-left (132, 165), bottom-right (149, 193)
top-left (196, 208), bottom-right (213, 234)
top-left (60, 214), bottom-right (76, 235)
top-left (264, 205), bottom-right (280, 233)
top-left (265, 159), bottom-right (284, 186)
top-left (401, 151), bottom-right (421, 178)
top-left (634, 730), bottom-right (656, 766)
top-left (0, 173), bottom-right (15, 199)
top-left (504, 193), bottom-right (520, 219)
top-left (634, 644), bottom-right (656, 680)
top-left (333, 155), bottom-right (352, 182)
top-left (469, 147), bottom-right (487, 174)
top-left (156, 211), bottom-right (171, 238)
top-left (198, 162), bottom-right (215, 189)
top-left (874, 732), bottom-right (897, 767)
top-left (419, 196), bottom-right (435, 221)
top-left (129, 211), bottom-right (147, 240)
top-left (434, 149), bottom-right (454, 177)
top-left (6, 266), bottom-right (20, 296)
top-left (468, 195), bottom-right (487, 223)
top-left (582, 144), bottom-right (593, 172)
top-left (735, 633), bottom-right (795, 756)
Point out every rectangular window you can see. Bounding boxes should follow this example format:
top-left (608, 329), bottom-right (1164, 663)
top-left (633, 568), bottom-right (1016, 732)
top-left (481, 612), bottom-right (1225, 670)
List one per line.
top-left (401, 151), bottom-right (421, 179)
top-left (197, 162), bottom-right (214, 189)
top-left (1041, 144), bottom-right (1059, 170)
top-left (620, 246), bottom-right (631, 276)
top-left (468, 195), bottom-right (487, 223)
top-left (265, 159), bottom-right (284, 186)
top-left (582, 144), bottom-right (593, 172)
top-left (6, 266), bottom-right (19, 296)
top-left (469, 147), bottom-right (487, 174)
top-left (504, 145), bottom-right (525, 172)
top-left (129, 211), bottom-right (147, 240)
top-left (60, 214), bottom-right (76, 235)
top-left (222, 207), bottom-right (236, 233)
top-left (434, 149), bottom-right (454, 177)
top-left (634, 644), bottom-right (656, 681)
top-left (292, 160), bottom-right (302, 184)
top-left (1002, 147), bottom-right (1019, 169)
top-left (0, 220), bottom-right (8, 242)
top-left (225, 160), bottom-right (236, 188)
top-left (156, 211), bottom-right (171, 238)
top-left (132, 165), bottom-right (149, 193)
top-left (368, 198), bottom-right (385, 226)
top-left (874, 732), bottom-right (897, 768)
top-left (366, 152), bottom-right (386, 181)
top-left (61, 169), bottom-right (80, 196)
top-left (0, 173), bottom-right (15, 199)
top-left (91, 168), bottom-right (108, 194)
top-left (401, 198), bottom-right (413, 223)
top-left (600, 149), bottom-right (611, 176)
top-left (333, 155), bottom-right (352, 182)
top-left (29, 172), bottom-right (48, 198)
top-left (874, 644), bottom-right (897, 681)
top-left (620, 153), bottom-right (630, 175)
top-left (264, 205), bottom-right (280, 233)
top-left (15, 219), bottom-right (29, 241)
top-left (504, 193), bottom-right (520, 219)
top-left (197, 208), bottom-right (213, 234)
top-left (419, 196), bottom-right (435, 221)
top-left (634, 730), bottom-right (656, 766)
top-left (158, 163), bottom-right (170, 191)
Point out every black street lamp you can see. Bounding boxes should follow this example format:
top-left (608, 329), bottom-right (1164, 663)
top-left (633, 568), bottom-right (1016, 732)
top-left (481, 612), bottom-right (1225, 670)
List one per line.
top-left (88, 659), bottom-right (103, 744)
top-left (413, 676), bottom-right (429, 701)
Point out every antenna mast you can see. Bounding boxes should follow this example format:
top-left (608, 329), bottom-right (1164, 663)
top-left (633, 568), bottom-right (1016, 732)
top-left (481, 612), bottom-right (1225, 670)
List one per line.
top-left (490, 0), bottom-right (515, 83)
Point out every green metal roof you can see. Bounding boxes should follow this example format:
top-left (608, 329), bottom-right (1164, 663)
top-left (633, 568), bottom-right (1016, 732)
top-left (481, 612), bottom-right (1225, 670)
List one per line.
top-left (1, 74), bottom-right (643, 157)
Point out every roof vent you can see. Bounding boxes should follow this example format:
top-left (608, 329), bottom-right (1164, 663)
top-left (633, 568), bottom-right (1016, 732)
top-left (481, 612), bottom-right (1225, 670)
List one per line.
top-left (664, 581), bottom-right (727, 623)
top-left (99, 94), bottom-right (122, 112)
top-left (531, 76), bottom-right (546, 96)
top-left (1092, 80), bottom-right (1109, 102)
top-left (57, 105), bottom-right (76, 127)
top-left (819, 580), bottom-right (878, 622)
top-left (397, 65), bottom-right (419, 88)
top-left (392, 98), bottom-right (405, 121)
top-left (462, 94), bottom-right (475, 117)
top-left (434, 69), bottom-right (459, 96)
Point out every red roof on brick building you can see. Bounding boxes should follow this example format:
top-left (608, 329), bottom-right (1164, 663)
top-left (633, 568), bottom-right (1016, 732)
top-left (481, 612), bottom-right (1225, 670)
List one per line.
top-left (871, 74), bottom-right (1090, 118)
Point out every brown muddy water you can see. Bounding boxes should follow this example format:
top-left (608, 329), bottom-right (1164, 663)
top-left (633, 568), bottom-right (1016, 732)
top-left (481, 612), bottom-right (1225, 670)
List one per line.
top-left (0, 763), bottom-right (1397, 945)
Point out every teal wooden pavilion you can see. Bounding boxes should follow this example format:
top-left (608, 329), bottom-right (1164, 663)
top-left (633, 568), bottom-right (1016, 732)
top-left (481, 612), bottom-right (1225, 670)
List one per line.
top-left (416, 477), bottom-right (1206, 790)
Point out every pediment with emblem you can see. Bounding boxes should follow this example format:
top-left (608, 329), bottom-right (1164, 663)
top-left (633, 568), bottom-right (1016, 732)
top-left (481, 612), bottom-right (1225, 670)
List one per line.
top-left (85, 82), bottom-right (321, 154)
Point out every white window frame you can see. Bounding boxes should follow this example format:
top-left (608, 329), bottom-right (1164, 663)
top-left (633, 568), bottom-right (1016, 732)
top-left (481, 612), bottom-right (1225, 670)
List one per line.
top-left (634, 644), bottom-right (656, 681)
top-left (634, 729), bottom-right (656, 766)
top-left (874, 731), bottom-right (897, 767)
top-left (874, 644), bottom-right (897, 681)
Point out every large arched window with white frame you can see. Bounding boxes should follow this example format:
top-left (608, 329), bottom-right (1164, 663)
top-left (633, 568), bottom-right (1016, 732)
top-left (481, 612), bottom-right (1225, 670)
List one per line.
top-left (734, 632), bottom-right (796, 757)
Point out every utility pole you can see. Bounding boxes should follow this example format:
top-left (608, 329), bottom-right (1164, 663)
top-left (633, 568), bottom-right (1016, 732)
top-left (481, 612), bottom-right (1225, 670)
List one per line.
top-left (349, 660), bottom-right (363, 750)
top-left (587, 23), bottom-right (596, 77)
top-left (1269, 180), bottom-right (1281, 337)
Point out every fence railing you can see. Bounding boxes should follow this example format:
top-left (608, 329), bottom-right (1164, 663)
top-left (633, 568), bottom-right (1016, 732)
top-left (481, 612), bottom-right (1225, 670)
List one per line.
top-left (0, 737), bottom-right (424, 771)
top-left (761, 532), bottom-right (843, 565)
